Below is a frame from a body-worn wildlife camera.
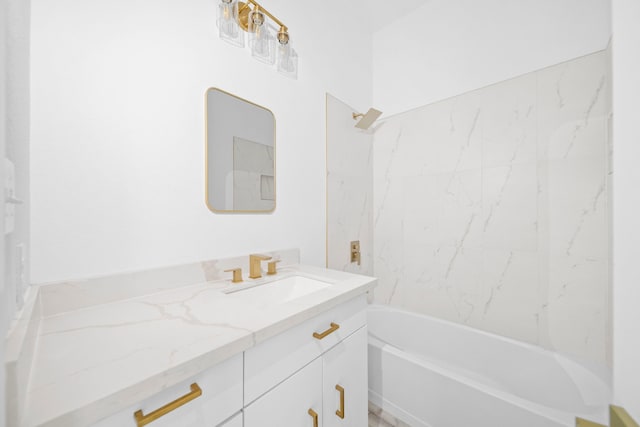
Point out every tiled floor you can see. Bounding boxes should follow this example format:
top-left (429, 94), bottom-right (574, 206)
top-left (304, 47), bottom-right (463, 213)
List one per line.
top-left (368, 402), bottom-right (412, 427)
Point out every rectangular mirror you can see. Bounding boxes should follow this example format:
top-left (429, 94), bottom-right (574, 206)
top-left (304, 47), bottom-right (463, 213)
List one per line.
top-left (205, 88), bottom-right (276, 213)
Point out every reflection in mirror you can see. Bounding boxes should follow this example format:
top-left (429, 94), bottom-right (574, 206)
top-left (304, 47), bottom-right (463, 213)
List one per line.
top-left (205, 88), bottom-right (276, 213)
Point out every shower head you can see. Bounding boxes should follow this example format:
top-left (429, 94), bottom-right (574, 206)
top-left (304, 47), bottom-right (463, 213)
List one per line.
top-left (353, 108), bottom-right (383, 130)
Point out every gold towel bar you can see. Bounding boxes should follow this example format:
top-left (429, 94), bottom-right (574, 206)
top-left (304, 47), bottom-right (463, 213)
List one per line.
top-left (134, 383), bottom-right (202, 426)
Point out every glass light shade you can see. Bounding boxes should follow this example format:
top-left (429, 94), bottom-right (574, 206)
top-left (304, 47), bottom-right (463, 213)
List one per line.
top-left (217, 0), bottom-right (244, 47)
top-left (250, 24), bottom-right (275, 65)
top-left (277, 43), bottom-right (298, 79)
top-left (247, 8), bottom-right (264, 33)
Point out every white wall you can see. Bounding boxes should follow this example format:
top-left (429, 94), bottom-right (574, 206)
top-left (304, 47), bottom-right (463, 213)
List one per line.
top-left (5, 0), bottom-right (30, 312)
top-left (30, 0), bottom-right (372, 284)
top-left (3, 0), bottom-right (31, 423)
top-left (373, 0), bottom-right (611, 116)
top-left (612, 0), bottom-right (640, 421)
top-left (1, 0), bottom-right (8, 422)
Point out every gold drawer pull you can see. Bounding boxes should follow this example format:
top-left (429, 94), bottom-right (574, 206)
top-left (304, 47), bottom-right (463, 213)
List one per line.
top-left (134, 383), bottom-right (202, 426)
top-left (308, 408), bottom-right (319, 427)
top-left (335, 384), bottom-right (345, 419)
top-left (313, 322), bottom-right (340, 340)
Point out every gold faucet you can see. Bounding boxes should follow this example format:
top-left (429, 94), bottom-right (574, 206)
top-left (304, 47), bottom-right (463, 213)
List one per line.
top-left (249, 254), bottom-right (272, 279)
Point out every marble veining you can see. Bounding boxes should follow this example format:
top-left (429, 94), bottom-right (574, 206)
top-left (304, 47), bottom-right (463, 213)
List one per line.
top-left (371, 48), bottom-right (612, 364)
top-left (373, 129), bottom-right (401, 228)
top-left (37, 249), bottom-right (299, 317)
top-left (8, 253), bottom-right (376, 427)
top-left (326, 95), bottom-right (374, 277)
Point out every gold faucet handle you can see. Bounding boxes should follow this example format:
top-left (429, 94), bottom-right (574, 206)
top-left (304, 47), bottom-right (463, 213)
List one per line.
top-left (267, 260), bottom-right (281, 275)
top-left (224, 268), bottom-right (243, 283)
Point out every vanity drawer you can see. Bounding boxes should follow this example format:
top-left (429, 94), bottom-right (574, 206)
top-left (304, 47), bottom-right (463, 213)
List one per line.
top-left (244, 295), bottom-right (367, 404)
top-left (93, 353), bottom-right (243, 427)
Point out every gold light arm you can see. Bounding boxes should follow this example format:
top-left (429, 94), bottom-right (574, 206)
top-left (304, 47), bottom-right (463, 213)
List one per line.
top-left (245, 0), bottom-right (287, 30)
top-left (134, 383), bottom-right (202, 426)
top-left (237, 0), bottom-right (288, 34)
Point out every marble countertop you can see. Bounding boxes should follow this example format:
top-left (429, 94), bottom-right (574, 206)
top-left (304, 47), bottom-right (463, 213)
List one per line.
top-left (23, 264), bottom-right (376, 427)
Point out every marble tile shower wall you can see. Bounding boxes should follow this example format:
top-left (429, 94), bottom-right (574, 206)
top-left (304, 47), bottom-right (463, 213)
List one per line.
top-left (327, 95), bottom-right (374, 276)
top-left (372, 49), bottom-right (612, 364)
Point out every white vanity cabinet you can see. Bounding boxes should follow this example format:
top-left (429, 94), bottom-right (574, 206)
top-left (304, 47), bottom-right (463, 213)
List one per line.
top-left (244, 295), bottom-right (368, 427)
top-left (93, 354), bottom-right (243, 427)
top-left (244, 327), bottom-right (367, 427)
top-left (244, 358), bottom-right (323, 426)
top-left (323, 326), bottom-right (368, 427)
top-left (91, 296), bottom-right (368, 427)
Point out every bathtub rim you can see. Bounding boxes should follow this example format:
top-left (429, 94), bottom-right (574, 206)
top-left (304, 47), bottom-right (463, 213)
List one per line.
top-left (367, 303), bottom-right (612, 386)
top-left (367, 304), bottom-right (611, 425)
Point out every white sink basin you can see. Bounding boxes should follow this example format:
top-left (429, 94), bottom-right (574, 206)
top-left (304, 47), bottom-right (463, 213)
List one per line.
top-left (226, 276), bottom-right (332, 305)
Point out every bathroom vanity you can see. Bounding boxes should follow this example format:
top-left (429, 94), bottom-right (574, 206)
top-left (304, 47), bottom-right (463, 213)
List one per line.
top-left (6, 251), bottom-right (375, 427)
top-left (94, 295), bottom-right (367, 427)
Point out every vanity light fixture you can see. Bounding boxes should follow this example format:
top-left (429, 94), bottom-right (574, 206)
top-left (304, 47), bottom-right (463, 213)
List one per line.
top-left (216, 0), bottom-right (298, 79)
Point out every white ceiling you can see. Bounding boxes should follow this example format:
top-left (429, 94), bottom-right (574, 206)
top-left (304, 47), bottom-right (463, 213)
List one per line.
top-left (366, 0), bottom-right (431, 32)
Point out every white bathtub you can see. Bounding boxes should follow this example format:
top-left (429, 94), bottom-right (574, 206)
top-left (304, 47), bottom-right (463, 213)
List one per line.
top-left (368, 305), bottom-right (610, 427)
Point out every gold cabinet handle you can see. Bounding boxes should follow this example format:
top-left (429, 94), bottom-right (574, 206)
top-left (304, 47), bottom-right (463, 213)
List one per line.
top-left (134, 383), bottom-right (202, 427)
top-left (313, 322), bottom-right (340, 340)
top-left (335, 384), bottom-right (345, 419)
top-left (308, 408), bottom-right (319, 427)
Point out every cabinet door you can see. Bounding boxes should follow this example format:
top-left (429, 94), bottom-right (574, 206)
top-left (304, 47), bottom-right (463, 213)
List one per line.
top-left (244, 295), bottom-right (366, 404)
top-left (323, 327), bottom-right (367, 427)
top-left (244, 357), bottom-right (323, 427)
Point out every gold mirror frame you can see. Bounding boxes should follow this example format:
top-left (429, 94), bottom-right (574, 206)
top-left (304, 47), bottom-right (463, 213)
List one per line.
top-left (205, 87), bottom-right (276, 214)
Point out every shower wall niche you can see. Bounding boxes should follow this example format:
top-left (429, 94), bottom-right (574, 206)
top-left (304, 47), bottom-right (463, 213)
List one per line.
top-left (371, 49), bottom-right (612, 365)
